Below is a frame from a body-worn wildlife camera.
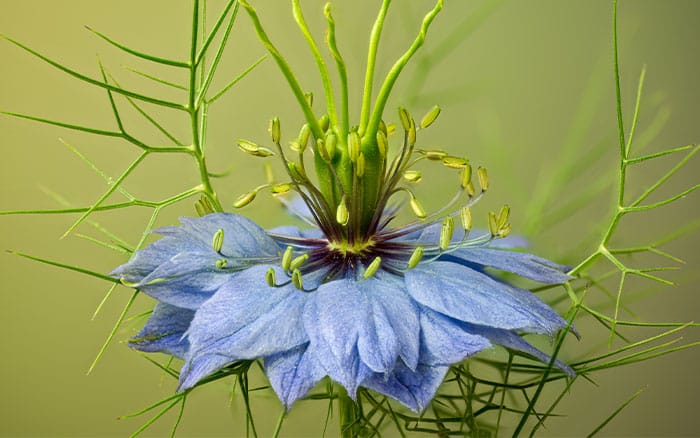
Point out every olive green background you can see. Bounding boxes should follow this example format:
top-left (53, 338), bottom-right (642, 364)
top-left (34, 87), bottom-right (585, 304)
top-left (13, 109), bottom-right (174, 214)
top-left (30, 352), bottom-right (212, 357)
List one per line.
top-left (1, 1), bottom-right (698, 436)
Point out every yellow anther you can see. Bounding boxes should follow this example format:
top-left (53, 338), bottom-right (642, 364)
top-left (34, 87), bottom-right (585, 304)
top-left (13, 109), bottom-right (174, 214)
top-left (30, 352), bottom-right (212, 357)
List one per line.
top-left (264, 162), bottom-right (275, 183)
top-left (439, 216), bottom-right (454, 251)
top-left (297, 123), bottom-right (311, 152)
top-left (269, 117), bottom-right (281, 144)
top-left (233, 191), bottom-right (257, 208)
top-left (497, 205), bottom-right (510, 229)
top-left (348, 131), bottom-right (361, 162)
top-left (289, 253), bottom-right (309, 271)
top-left (282, 246), bottom-right (294, 271)
top-left (319, 114), bottom-right (330, 132)
top-left (215, 259), bottom-right (228, 269)
top-left (356, 153), bottom-right (366, 178)
top-left (407, 118), bottom-right (416, 147)
top-left (409, 195), bottom-right (427, 219)
top-left (363, 256), bottom-right (382, 279)
top-left (422, 149), bottom-right (448, 161)
top-left (460, 207), bottom-right (472, 232)
top-left (288, 162), bottom-right (306, 181)
top-left (271, 183), bottom-right (292, 194)
top-left (266, 268), bottom-right (276, 287)
top-left (292, 268), bottom-right (304, 290)
top-left (488, 211), bottom-right (499, 237)
top-left (304, 92), bottom-right (314, 107)
top-left (237, 140), bottom-right (275, 157)
top-left (407, 246), bottom-right (424, 269)
top-left (336, 196), bottom-right (349, 226)
top-left (325, 132), bottom-right (337, 159)
top-left (442, 156), bottom-right (468, 169)
top-left (398, 107), bottom-right (412, 131)
top-left (376, 131), bottom-right (388, 158)
top-left (420, 105), bottom-right (441, 129)
top-left (477, 166), bottom-right (489, 191)
top-left (403, 170), bottom-right (422, 183)
top-left (212, 228), bottom-right (224, 253)
top-left (460, 164), bottom-right (472, 189)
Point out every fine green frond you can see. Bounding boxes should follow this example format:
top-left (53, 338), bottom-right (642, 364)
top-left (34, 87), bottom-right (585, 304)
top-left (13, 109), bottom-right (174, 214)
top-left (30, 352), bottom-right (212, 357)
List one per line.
top-left (625, 144), bottom-right (693, 165)
top-left (206, 55), bottom-right (266, 104)
top-left (84, 26), bottom-right (188, 68)
top-left (0, 110), bottom-right (123, 139)
top-left (92, 283), bottom-right (119, 320)
top-left (194, 0), bottom-right (238, 67)
top-left (87, 290), bottom-right (139, 375)
top-left (125, 66), bottom-right (188, 91)
top-left (1, 34), bottom-right (186, 110)
top-left (7, 250), bottom-right (119, 283)
top-left (61, 152), bottom-right (148, 239)
top-left (139, 354), bottom-right (180, 380)
top-left (587, 387), bottom-right (645, 437)
top-left (75, 233), bottom-right (131, 254)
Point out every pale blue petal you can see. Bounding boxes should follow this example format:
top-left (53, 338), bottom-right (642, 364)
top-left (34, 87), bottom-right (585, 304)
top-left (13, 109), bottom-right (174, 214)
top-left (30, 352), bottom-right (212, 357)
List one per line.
top-left (182, 266), bottom-right (309, 391)
top-left (466, 323), bottom-right (575, 377)
top-left (267, 225), bottom-right (324, 240)
top-left (111, 213), bottom-right (280, 309)
top-left (303, 276), bottom-right (404, 395)
top-left (264, 344), bottom-right (326, 410)
top-left (445, 248), bottom-right (571, 284)
top-left (178, 352), bottom-right (236, 391)
top-left (418, 307), bottom-right (491, 365)
top-left (406, 261), bottom-right (567, 335)
top-left (362, 362), bottom-right (449, 413)
top-left (128, 302), bottom-right (194, 359)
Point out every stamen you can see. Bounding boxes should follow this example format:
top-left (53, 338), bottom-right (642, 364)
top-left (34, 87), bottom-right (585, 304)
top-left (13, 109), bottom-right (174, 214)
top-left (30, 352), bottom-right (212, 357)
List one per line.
top-left (266, 267), bottom-right (276, 287)
top-left (409, 194), bottom-right (427, 219)
top-left (488, 211), bottom-right (499, 237)
top-left (356, 153), bottom-right (366, 178)
top-left (403, 170), bottom-right (422, 183)
top-left (233, 191), bottom-right (257, 208)
top-left (407, 246), bottom-right (424, 269)
top-left (460, 206), bottom-right (472, 232)
top-left (212, 228), bottom-right (224, 253)
top-left (292, 268), bottom-right (304, 290)
top-left (297, 123), bottom-right (311, 152)
top-left (460, 165), bottom-right (472, 190)
top-left (237, 139), bottom-right (275, 157)
top-left (398, 107), bottom-right (412, 131)
top-left (419, 105), bottom-right (441, 129)
top-left (477, 166), bottom-right (489, 191)
top-left (336, 195), bottom-right (349, 226)
top-left (363, 256), bottom-right (382, 279)
top-left (348, 131), bottom-right (360, 162)
top-left (269, 117), bottom-right (281, 144)
top-left (215, 259), bottom-right (228, 269)
top-left (439, 216), bottom-right (454, 251)
top-left (289, 253), bottom-right (310, 271)
top-left (442, 156), bottom-right (468, 169)
top-left (282, 246), bottom-right (294, 271)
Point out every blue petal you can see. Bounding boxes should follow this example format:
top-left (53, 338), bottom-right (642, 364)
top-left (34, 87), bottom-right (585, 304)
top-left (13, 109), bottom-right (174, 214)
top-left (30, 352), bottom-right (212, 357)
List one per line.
top-left (128, 302), bottom-right (194, 359)
top-left (444, 248), bottom-right (571, 284)
top-left (267, 225), bottom-right (324, 240)
top-left (362, 362), bottom-right (449, 413)
top-left (465, 323), bottom-right (575, 377)
top-left (111, 213), bottom-right (280, 309)
top-left (264, 343), bottom-right (326, 410)
top-left (180, 265), bottom-right (310, 390)
top-left (418, 307), bottom-right (491, 366)
top-left (303, 275), bottom-right (418, 395)
top-left (406, 261), bottom-right (568, 335)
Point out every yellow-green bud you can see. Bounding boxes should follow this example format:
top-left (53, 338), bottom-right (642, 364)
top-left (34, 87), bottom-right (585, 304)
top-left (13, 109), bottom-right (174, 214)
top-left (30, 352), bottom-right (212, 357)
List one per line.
top-left (407, 246), bottom-right (424, 269)
top-left (233, 191), bottom-right (256, 208)
top-left (363, 256), bottom-right (382, 279)
top-left (266, 268), bottom-right (276, 287)
top-left (403, 170), bottom-right (422, 183)
top-left (477, 166), bottom-right (489, 191)
top-left (348, 131), bottom-right (361, 162)
top-left (439, 216), bottom-right (454, 251)
top-left (269, 117), bottom-right (281, 144)
top-left (282, 246), bottom-right (293, 271)
top-left (420, 105), bottom-right (441, 129)
top-left (212, 228), bottom-right (224, 253)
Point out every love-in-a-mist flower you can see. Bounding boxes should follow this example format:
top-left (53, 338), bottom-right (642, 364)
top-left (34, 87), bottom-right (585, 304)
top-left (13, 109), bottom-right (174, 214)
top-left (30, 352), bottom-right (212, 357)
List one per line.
top-left (112, 0), bottom-right (574, 413)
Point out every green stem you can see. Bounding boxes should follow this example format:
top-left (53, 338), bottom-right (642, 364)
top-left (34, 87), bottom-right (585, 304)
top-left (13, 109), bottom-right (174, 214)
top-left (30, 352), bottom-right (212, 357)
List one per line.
top-left (338, 387), bottom-right (360, 438)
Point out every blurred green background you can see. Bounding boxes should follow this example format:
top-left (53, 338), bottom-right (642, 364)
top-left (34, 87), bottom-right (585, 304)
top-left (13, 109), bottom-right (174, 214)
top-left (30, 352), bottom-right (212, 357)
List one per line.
top-left (1, 0), bottom-right (698, 436)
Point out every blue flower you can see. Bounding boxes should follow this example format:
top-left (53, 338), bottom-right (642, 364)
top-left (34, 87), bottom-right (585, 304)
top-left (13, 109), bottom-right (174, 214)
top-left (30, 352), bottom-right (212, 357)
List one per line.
top-left (112, 210), bottom-right (573, 412)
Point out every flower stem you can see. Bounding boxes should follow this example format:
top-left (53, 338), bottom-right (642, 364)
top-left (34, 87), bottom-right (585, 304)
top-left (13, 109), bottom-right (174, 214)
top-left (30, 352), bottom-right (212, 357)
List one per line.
top-left (338, 387), bottom-right (360, 437)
